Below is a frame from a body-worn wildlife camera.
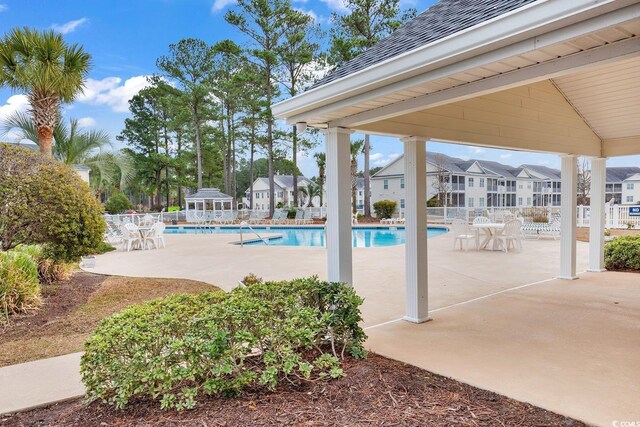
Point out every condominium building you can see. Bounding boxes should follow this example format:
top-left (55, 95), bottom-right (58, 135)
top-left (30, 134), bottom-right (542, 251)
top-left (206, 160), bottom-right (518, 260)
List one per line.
top-left (243, 175), bottom-right (318, 210)
top-left (606, 167), bottom-right (640, 204)
top-left (371, 152), bottom-right (563, 210)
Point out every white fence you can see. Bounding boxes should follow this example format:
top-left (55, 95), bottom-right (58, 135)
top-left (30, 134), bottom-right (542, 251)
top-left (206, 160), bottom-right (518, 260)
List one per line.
top-left (105, 207), bottom-right (329, 225)
top-left (578, 205), bottom-right (640, 229)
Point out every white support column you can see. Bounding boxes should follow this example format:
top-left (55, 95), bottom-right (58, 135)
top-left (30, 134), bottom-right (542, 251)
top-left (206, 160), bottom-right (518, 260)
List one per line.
top-left (588, 157), bottom-right (607, 272)
top-left (560, 155), bottom-right (578, 280)
top-left (324, 127), bottom-right (353, 284)
top-left (402, 136), bottom-right (430, 323)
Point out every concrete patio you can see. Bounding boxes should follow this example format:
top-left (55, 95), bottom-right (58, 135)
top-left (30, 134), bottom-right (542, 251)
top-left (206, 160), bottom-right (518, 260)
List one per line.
top-left (80, 231), bottom-right (640, 426)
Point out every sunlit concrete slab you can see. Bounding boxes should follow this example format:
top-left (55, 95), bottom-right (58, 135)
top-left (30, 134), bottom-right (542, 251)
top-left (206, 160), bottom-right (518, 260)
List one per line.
top-left (89, 232), bottom-right (589, 327)
top-left (365, 272), bottom-right (640, 427)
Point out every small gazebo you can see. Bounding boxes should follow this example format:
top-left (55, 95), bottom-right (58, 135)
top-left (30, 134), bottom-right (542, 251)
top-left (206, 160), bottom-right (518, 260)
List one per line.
top-left (184, 188), bottom-right (233, 222)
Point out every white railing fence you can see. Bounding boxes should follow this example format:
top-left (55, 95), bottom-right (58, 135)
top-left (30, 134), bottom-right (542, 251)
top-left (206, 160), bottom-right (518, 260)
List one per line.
top-left (578, 205), bottom-right (640, 229)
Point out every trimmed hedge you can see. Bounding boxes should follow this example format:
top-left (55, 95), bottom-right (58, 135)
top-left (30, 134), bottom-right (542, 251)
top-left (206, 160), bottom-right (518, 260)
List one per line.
top-left (373, 200), bottom-right (397, 219)
top-left (81, 277), bottom-right (366, 410)
top-left (604, 235), bottom-right (640, 271)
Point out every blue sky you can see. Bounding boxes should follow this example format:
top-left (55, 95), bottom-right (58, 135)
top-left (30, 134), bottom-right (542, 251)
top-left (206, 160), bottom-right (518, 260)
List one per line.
top-left (1, 0), bottom-right (638, 179)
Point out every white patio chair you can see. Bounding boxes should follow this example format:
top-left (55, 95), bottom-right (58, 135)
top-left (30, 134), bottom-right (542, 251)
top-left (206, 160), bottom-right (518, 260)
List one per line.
top-left (473, 216), bottom-right (490, 224)
top-left (302, 209), bottom-right (313, 224)
top-left (121, 223), bottom-right (142, 252)
top-left (141, 214), bottom-right (155, 226)
top-left (495, 219), bottom-right (523, 252)
top-left (270, 208), bottom-right (283, 224)
top-left (143, 222), bottom-right (166, 249)
top-left (451, 219), bottom-right (478, 251)
top-left (352, 212), bottom-right (358, 225)
top-left (294, 209), bottom-right (305, 225)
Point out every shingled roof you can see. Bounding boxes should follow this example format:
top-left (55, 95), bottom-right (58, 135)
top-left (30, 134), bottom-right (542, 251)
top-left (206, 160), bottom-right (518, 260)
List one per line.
top-left (185, 188), bottom-right (233, 200)
top-left (311, 0), bottom-right (537, 89)
top-left (606, 167), bottom-right (640, 183)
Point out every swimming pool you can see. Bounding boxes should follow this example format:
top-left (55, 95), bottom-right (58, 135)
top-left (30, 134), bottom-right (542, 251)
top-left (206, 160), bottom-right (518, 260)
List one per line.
top-left (165, 226), bottom-right (448, 247)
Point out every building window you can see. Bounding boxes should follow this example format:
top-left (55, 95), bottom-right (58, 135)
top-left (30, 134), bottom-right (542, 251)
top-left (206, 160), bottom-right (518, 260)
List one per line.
top-left (479, 197), bottom-right (484, 207)
top-left (359, 191), bottom-right (362, 196)
top-left (480, 178), bottom-right (485, 188)
top-left (627, 196), bottom-right (634, 203)
top-left (256, 193), bottom-right (260, 199)
top-left (277, 191), bottom-right (283, 198)
top-left (468, 177), bottom-right (474, 187)
top-left (527, 182), bottom-right (532, 189)
top-left (400, 199), bottom-right (405, 209)
top-left (400, 178), bottom-right (404, 189)
top-left (519, 183), bottom-right (523, 189)
top-left (383, 179), bottom-right (389, 190)
top-left (527, 197), bottom-right (532, 206)
top-left (627, 183), bottom-right (635, 190)
top-left (468, 197), bottom-right (474, 207)
top-left (518, 197), bottom-right (523, 206)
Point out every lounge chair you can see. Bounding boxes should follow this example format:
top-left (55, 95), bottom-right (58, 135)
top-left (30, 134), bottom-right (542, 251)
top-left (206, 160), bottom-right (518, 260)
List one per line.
top-left (294, 208), bottom-right (305, 225)
top-left (270, 208), bottom-right (284, 224)
top-left (521, 221), bottom-right (561, 240)
top-left (248, 210), bottom-right (265, 224)
top-left (302, 208), bottom-right (313, 224)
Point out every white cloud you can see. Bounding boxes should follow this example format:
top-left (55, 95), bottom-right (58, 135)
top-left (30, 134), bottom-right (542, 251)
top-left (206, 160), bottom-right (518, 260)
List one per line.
top-left (77, 75), bottom-right (152, 113)
top-left (294, 7), bottom-right (327, 24)
top-left (77, 117), bottom-right (96, 128)
top-left (211, 0), bottom-right (236, 12)
top-left (472, 147), bottom-right (486, 154)
top-left (373, 152), bottom-right (401, 167)
top-left (321, 0), bottom-right (348, 12)
top-left (52, 18), bottom-right (88, 34)
top-left (0, 94), bottom-right (29, 121)
top-left (499, 153), bottom-right (512, 159)
top-left (0, 4), bottom-right (8, 12)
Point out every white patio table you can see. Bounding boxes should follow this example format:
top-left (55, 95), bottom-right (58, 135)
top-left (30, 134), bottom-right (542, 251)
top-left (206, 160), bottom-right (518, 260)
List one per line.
top-left (472, 223), bottom-right (506, 251)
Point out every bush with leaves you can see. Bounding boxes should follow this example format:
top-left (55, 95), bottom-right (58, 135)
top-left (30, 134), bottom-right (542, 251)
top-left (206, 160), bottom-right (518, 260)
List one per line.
top-left (373, 200), bottom-right (397, 219)
top-left (11, 245), bottom-right (69, 284)
top-left (81, 277), bottom-right (366, 410)
top-left (0, 250), bottom-right (41, 318)
top-left (604, 235), bottom-right (640, 271)
top-left (104, 192), bottom-right (132, 214)
top-left (0, 145), bottom-right (106, 262)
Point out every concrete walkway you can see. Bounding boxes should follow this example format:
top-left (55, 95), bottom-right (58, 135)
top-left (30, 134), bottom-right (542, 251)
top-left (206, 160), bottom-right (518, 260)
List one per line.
top-left (5, 231), bottom-right (634, 425)
top-left (0, 353), bottom-right (84, 414)
top-left (366, 271), bottom-right (640, 427)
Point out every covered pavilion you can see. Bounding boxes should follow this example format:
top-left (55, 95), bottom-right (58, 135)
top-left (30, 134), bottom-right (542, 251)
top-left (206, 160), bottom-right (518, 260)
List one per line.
top-left (273, 0), bottom-right (640, 323)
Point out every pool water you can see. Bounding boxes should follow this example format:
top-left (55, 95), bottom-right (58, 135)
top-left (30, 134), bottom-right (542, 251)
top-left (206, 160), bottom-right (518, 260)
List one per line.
top-left (165, 226), bottom-right (448, 247)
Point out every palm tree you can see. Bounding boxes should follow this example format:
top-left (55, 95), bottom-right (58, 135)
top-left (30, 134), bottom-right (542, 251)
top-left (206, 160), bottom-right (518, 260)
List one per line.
top-left (0, 27), bottom-right (92, 158)
top-left (350, 139), bottom-right (364, 214)
top-left (314, 152), bottom-right (326, 207)
top-left (297, 184), bottom-right (321, 207)
top-left (3, 112), bottom-right (134, 194)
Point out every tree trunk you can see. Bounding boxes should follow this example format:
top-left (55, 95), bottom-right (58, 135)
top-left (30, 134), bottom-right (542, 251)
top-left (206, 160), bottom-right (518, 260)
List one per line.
top-left (192, 102), bottom-right (203, 189)
top-left (351, 159), bottom-right (357, 214)
top-left (249, 139), bottom-right (255, 210)
top-left (37, 126), bottom-right (54, 158)
top-left (231, 114), bottom-right (237, 208)
top-left (266, 66), bottom-right (275, 217)
top-left (177, 133), bottom-right (183, 209)
top-left (319, 168), bottom-right (324, 207)
top-left (292, 125), bottom-right (298, 207)
top-left (364, 134), bottom-right (371, 217)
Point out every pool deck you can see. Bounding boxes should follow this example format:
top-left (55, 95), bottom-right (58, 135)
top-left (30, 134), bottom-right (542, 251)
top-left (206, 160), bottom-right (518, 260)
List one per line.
top-left (35, 232), bottom-right (640, 425)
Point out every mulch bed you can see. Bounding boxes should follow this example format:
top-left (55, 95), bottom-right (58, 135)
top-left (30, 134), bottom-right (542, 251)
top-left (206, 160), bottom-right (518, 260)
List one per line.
top-left (1, 353), bottom-right (585, 427)
top-left (0, 272), bottom-right (105, 339)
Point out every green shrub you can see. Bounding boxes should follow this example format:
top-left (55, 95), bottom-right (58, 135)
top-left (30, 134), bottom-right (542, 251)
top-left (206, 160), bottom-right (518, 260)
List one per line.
top-left (241, 273), bottom-right (263, 286)
top-left (604, 235), bottom-right (640, 271)
top-left (532, 215), bottom-right (549, 223)
top-left (426, 196), bottom-right (439, 207)
top-left (11, 245), bottom-right (69, 284)
top-left (0, 250), bottom-right (41, 318)
top-left (104, 192), bottom-right (132, 214)
top-left (81, 277), bottom-right (366, 410)
top-left (0, 145), bottom-right (106, 262)
top-left (373, 200), bottom-right (397, 219)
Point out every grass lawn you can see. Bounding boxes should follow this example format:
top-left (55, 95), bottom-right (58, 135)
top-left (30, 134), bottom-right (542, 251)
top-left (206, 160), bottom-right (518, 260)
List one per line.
top-left (0, 272), bottom-right (218, 367)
